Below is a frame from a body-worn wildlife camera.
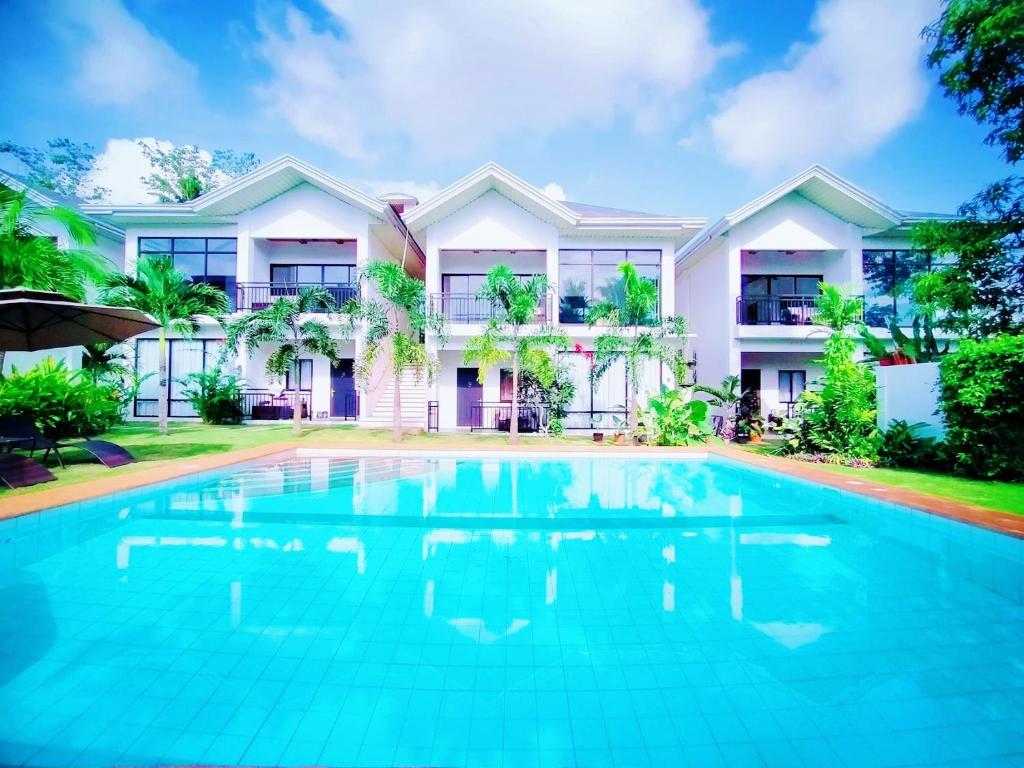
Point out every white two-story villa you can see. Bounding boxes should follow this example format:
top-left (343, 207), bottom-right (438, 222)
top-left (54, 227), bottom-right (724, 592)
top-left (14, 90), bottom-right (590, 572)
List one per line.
top-left (77, 158), bottom-right (950, 431)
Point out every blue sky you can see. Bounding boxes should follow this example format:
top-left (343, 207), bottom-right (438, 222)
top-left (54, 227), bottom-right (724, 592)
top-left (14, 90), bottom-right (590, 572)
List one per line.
top-left (0, 0), bottom-right (1013, 217)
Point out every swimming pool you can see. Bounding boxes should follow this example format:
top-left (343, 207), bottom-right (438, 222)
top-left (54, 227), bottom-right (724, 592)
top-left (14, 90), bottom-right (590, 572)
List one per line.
top-left (1, 453), bottom-right (1022, 767)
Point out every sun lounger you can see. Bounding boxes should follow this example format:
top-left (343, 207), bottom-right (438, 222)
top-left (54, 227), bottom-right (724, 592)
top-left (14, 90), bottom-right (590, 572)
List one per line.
top-left (0, 453), bottom-right (56, 488)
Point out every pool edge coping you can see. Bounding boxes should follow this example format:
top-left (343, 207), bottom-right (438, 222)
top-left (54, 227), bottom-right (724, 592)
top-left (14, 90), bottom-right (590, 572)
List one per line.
top-left (1, 441), bottom-right (1020, 539)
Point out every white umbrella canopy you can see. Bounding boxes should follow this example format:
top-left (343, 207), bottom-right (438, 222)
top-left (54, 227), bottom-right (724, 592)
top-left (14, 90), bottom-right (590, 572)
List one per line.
top-left (0, 288), bottom-right (159, 351)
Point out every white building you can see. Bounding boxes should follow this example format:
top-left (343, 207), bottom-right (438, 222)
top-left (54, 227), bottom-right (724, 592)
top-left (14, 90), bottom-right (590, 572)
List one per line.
top-left (76, 159), bottom-right (950, 430)
top-left (676, 165), bottom-right (954, 420)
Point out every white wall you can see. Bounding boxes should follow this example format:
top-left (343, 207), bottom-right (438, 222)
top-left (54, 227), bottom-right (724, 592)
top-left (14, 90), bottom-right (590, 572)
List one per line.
top-left (739, 351), bottom-right (823, 417)
top-left (876, 361), bottom-right (945, 438)
top-left (677, 240), bottom-right (734, 394)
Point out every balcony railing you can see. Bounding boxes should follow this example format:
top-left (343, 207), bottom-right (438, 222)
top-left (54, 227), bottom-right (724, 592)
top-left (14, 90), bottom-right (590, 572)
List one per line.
top-left (429, 293), bottom-right (553, 324)
top-left (470, 402), bottom-right (548, 433)
top-left (736, 294), bottom-right (862, 326)
top-left (235, 282), bottom-right (358, 312)
top-left (240, 390), bottom-right (311, 420)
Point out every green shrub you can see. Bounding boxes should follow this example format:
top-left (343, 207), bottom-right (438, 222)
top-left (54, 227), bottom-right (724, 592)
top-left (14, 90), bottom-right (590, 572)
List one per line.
top-left (644, 389), bottom-right (712, 446)
top-left (0, 358), bottom-right (127, 438)
top-left (939, 334), bottom-right (1024, 480)
top-left (877, 419), bottom-right (946, 469)
top-left (180, 366), bottom-right (244, 425)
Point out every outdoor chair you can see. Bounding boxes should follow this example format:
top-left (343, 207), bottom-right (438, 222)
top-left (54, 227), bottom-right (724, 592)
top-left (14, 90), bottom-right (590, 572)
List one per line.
top-left (0, 453), bottom-right (56, 489)
top-left (0, 416), bottom-right (136, 469)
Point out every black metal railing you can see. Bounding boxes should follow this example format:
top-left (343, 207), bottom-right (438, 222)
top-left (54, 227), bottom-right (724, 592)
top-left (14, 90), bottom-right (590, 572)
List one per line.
top-left (736, 294), bottom-right (846, 325)
top-left (333, 392), bottom-right (359, 420)
top-left (429, 293), bottom-right (552, 324)
top-left (427, 401), bottom-right (439, 432)
top-left (133, 398), bottom-right (202, 418)
top-left (240, 390), bottom-right (311, 420)
top-left (470, 402), bottom-right (547, 433)
top-left (235, 282), bottom-right (358, 312)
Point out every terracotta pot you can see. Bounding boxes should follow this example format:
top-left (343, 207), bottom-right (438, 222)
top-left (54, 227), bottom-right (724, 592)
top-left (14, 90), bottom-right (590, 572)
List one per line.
top-left (613, 434), bottom-right (627, 445)
top-left (592, 432), bottom-right (604, 443)
top-left (749, 434), bottom-right (763, 444)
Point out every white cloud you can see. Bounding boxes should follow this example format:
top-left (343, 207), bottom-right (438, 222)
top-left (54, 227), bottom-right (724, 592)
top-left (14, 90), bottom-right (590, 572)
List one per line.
top-left (46, 0), bottom-right (196, 107)
top-left (253, 1), bottom-right (728, 159)
top-left (89, 138), bottom-right (213, 203)
top-left (541, 183), bottom-right (568, 202)
top-left (710, 0), bottom-right (940, 174)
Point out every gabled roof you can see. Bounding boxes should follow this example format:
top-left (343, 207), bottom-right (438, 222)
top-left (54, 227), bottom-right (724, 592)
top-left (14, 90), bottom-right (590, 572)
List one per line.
top-left (402, 162), bottom-right (704, 244)
top-left (675, 165), bottom-right (948, 267)
top-left (82, 155), bottom-right (391, 221)
top-left (0, 169), bottom-right (124, 240)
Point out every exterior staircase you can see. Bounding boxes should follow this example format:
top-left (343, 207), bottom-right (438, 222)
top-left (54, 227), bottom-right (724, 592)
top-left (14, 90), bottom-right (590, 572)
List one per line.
top-left (358, 370), bottom-right (428, 429)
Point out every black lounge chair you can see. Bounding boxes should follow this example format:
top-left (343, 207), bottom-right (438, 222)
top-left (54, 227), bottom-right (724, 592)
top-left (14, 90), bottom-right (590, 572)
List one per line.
top-left (0, 416), bottom-right (135, 469)
top-left (0, 415), bottom-right (65, 468)
top-left (0, 453), bottom-right (56, 489)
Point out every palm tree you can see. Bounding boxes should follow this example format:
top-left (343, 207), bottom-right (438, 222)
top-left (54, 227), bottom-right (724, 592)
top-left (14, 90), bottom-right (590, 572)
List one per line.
top-left (350, 261), bottom-right (446, 442)
top-left (82, 343), bottom-right (132, 384)
top-left (0, 182), bottom-right (112, 371)
top-left (102, 256), bottom-right (228, 435)
top-left (226, 286), bottom-right (338, 436)
top-left (463, 265), bottom-right (567, 444)
top-left (587, 262), bottom-right (688, 442)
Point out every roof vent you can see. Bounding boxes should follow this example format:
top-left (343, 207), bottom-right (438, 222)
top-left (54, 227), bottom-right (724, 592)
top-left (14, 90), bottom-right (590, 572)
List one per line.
top-left (377, 192), bottom-right (419, 214)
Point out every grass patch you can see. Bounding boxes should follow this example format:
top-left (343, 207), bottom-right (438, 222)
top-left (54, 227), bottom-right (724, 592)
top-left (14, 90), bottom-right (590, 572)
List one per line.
top-left (737, 443), bottom-right (1024, 515)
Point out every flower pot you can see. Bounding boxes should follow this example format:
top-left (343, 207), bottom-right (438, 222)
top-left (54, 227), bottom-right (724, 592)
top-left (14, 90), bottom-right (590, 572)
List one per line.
top-left (735, 433), bottom-right (750, 444)
top-left (592, 432), bottom-right (604, 443)
top-left (613, 434), bottom-right (627, 445)
top-left (749, 433), bottom-right (763, 444)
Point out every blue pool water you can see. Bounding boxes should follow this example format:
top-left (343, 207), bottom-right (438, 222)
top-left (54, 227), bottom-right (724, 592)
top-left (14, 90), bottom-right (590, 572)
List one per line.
top-left (1, 453), bottom-right (1022, 767)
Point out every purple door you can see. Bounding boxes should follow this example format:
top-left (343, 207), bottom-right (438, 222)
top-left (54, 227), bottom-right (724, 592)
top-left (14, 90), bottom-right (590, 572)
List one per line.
top-left (457, 368), bottom-right (482, 427)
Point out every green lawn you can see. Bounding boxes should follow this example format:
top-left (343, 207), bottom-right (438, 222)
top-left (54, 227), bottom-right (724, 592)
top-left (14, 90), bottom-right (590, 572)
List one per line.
top-left (738, 443), bottom-right (1024, 515)
top-left (0, 422), bottom-right (593, 498)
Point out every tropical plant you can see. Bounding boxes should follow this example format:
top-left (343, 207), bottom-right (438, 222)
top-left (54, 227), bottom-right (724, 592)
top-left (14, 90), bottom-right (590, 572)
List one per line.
top-left (82, 343), bottom-right (132, 384)
top-left (938, 334), bottom-right (1024, 480)
top-left (180, 366), bottom-right (244, 425)
top-left (346, 261), bottom-right (445, 442)
top-left (463, 266), bottom-right (567, 444)
top-left (0, 358), bottom-right (127, 439)
top-left (793, 284), bottom-right (880, 459)
top-left (226, 286), bottom-right (338, 436)
top-left (644, 388), bottom-right (712, 446)
top-left (137, 141), bottom-right (260, 203)
top-left (518, 359), bottom-right (576, 436)
top-left (0, 181), bottom-right (112, 372)
top-left (0, 137), bottom-right (109, 200)
top-left (586, 262), bottom-right (688, 442)
top-left (102, 255), bottom-right (228, 435)
top-left (877, 419), bottom-right (945, 469)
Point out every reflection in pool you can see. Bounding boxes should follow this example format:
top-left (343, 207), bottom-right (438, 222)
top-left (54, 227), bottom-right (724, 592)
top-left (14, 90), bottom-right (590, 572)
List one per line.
top-left (0, 455), bottom-right (1021, 767)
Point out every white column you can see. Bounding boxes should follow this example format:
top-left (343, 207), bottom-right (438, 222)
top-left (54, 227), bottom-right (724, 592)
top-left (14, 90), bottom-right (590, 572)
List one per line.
top-left (660, 241), bottom-right (675, 319)
top-left (546, 244), bottom-right (559, 326)
top-left (727, 235), bottom-right (743, 377)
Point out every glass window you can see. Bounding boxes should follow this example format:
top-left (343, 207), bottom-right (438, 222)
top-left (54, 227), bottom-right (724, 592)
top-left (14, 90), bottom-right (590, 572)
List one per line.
top-left (173, 251), bottom-right (205, 281)
top-left (134, 338), bottom-right (224, 418)
top-left (557, 250), bottom-right (660, 324)
top-left (286, 359), bottom-right (313, 391)
top-left (779, 370), bottom-right (806, 403)
top-left (137, 237), bottom-right (238, 310)
top-left (271, 265), bottom-right (297, 283)
top-left (862, 250), bottom-right (940, 327)
top-left (138, 238), bottom-right (171, 254)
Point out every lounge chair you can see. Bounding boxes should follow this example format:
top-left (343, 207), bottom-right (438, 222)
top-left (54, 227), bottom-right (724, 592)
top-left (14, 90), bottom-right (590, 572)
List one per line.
top-left (0, 453), bottom-right (56, 488)
top-left (0, 416), bottom-right (135, 469)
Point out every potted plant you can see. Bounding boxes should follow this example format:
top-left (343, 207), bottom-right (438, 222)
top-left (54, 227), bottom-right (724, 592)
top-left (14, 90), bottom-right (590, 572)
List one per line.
top-left (746, 413), bottom-right (766, 443)
top-left (734, 421), bottom-right (750, 444)
top-left (611, 414), bottom-right (628, 444)
top-left (591, 415), bottom-right (604, 443)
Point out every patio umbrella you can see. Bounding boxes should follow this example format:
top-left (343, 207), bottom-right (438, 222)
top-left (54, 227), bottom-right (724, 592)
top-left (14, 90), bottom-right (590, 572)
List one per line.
top-left (0, 288), bottom-right (159, 351)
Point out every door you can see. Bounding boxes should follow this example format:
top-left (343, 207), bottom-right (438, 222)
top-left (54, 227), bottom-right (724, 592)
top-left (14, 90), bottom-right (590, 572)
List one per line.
top-left (457, 367), bottom-right (483, 427)
top-left (331, 359), bottom-right (357, 418)
top-left (740, 368), bottom-right (762, 416)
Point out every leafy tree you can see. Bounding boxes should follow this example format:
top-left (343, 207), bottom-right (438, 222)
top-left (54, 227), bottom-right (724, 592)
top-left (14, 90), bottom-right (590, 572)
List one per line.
top-left (82, 343), bottom-right (132, 385)
top-left (226, 287), bottom-right (338, 436)
top-left (463, 266), bottom-right (567, 444)
top-left (925, 0), bottom-right (1024, 163)
top-left (138, 141), bottom-right (260, 203)
top-left (0, 182), bottom-right (112, 372)
top-left (791, 284), bottom-right (879, 459)
top-left (0, 138), bottom-right (109, 200)
top-left (912, 1), bottom-right (1024, 336)
top-left (348, 261), bottom-right (446, 442)
top-left (102, 256), bottom-right (228, 435)
top-left (586, 262), bottom-right (688, 442)
top-left (645, 389), bottom-right (712, 446)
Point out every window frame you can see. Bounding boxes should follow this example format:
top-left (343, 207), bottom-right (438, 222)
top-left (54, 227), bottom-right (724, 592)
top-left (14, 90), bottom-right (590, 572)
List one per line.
top-left (557, 249), bottom-right (662, 324)
top-left (285, 359), bottom-right (314, 392)
top-left (778, 369), bottom-right (806, 404)
top-left (270, 263), bottom-right (357, 285)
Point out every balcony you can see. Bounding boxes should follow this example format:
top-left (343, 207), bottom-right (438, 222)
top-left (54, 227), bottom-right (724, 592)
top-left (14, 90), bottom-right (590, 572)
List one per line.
top-left (429, 292), bottom-right (553, 324)
top-left (737, 294), bottom-right (823, 326)
top-left (235, 282), bottom-right (358, 312)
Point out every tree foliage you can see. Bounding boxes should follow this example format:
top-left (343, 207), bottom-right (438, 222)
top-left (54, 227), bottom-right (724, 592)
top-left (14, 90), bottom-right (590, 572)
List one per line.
top-left (138, 141), bottom-right (260, 202)
top-left (102, 256), bottom-right (228, 435)
top-left (462, 265), bottom-right (567, 443)
top-left (586, 262), bottom-right (688, 441)
top-left (226, 286), bottom-right (338, 436)
top-left (0, 137), bottom-right (109, 201)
